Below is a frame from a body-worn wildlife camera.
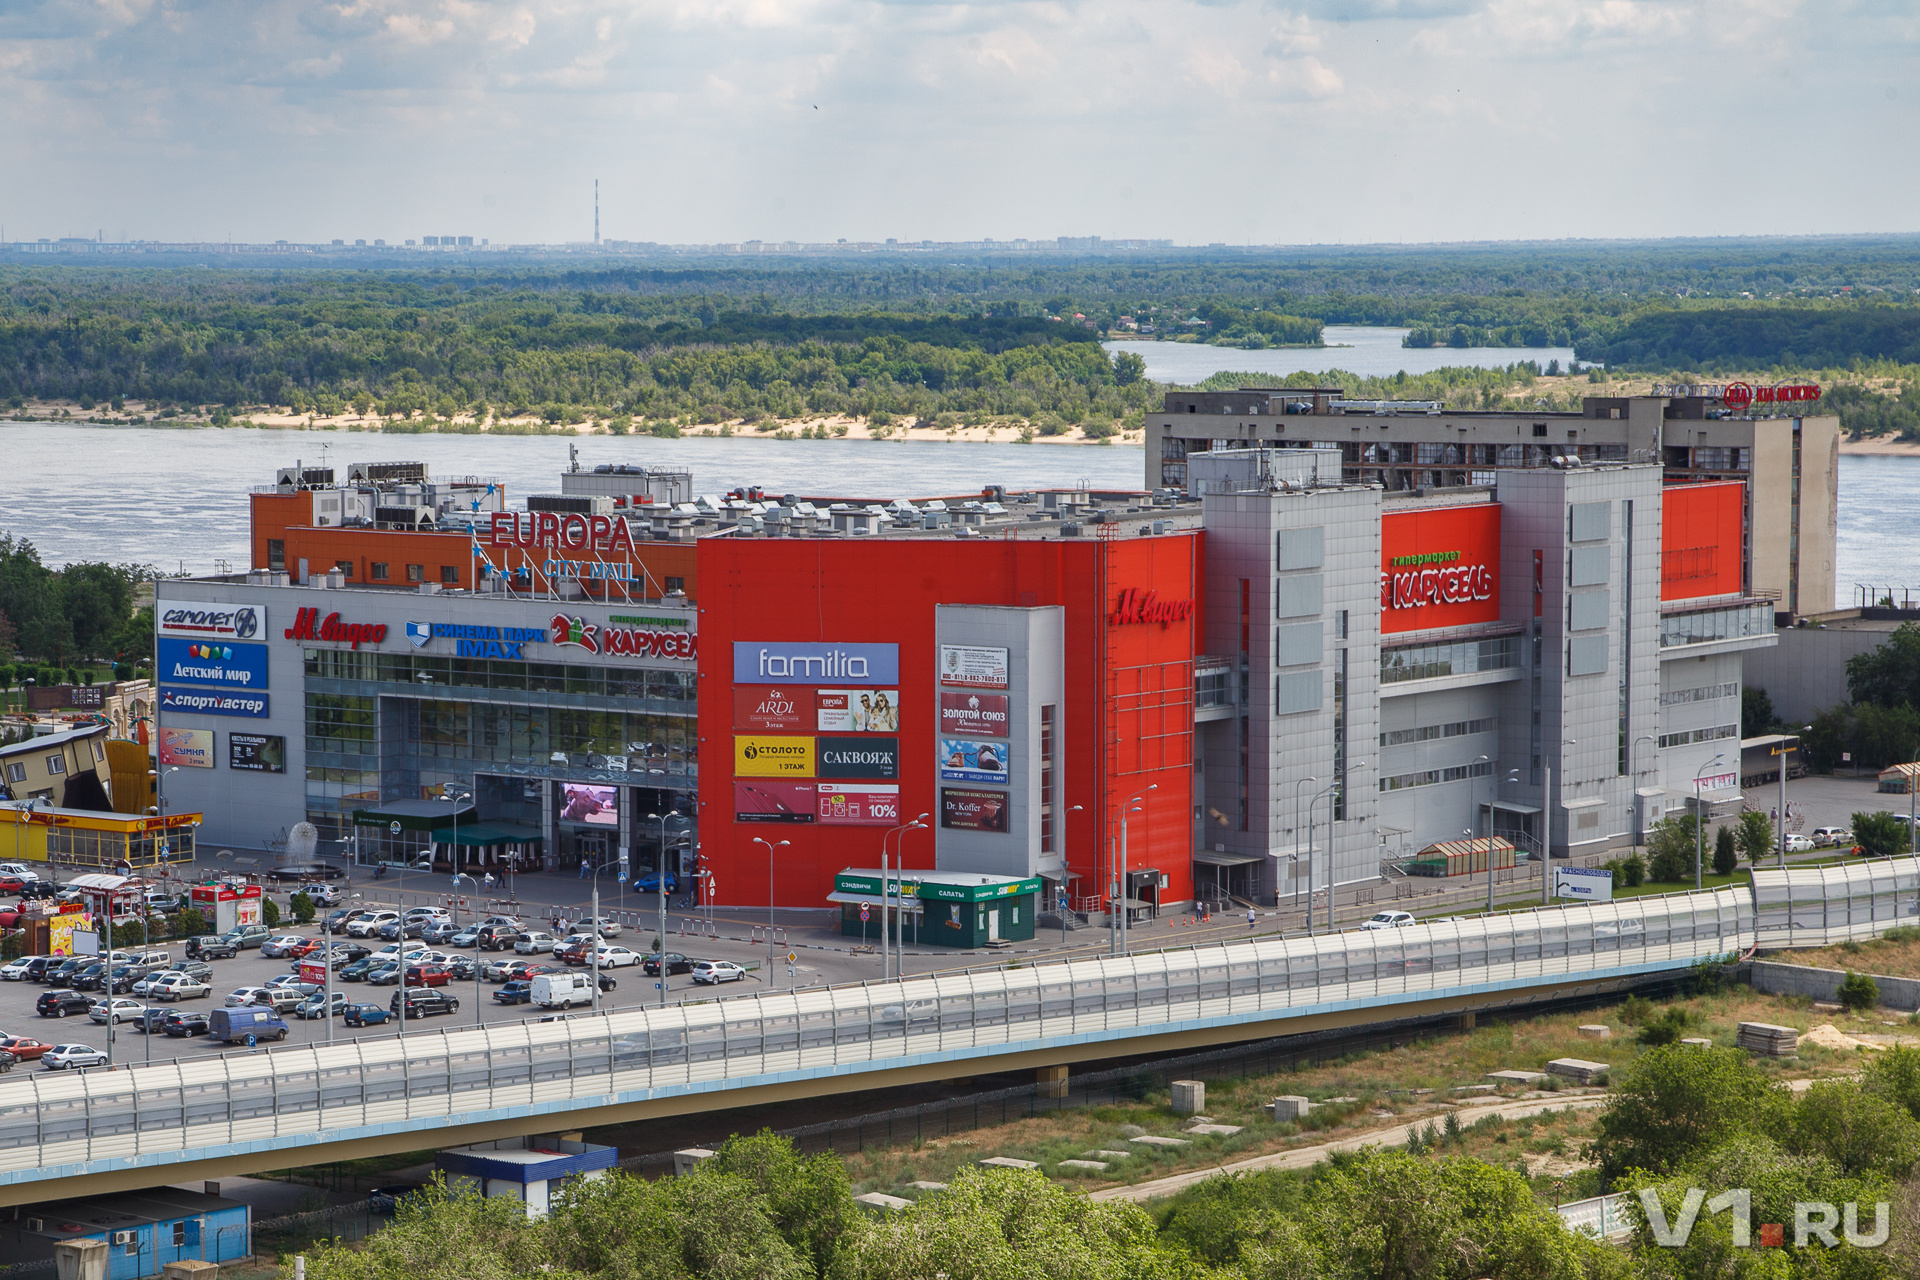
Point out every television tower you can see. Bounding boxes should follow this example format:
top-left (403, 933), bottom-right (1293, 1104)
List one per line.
top-left (594, 179), bottom-right (600, 246)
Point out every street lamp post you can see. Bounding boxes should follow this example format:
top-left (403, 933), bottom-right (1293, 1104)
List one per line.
top-left (880, 815), bottom-right (929, 981)
top-left (1693, 753), bottom-right (1728, 892)
top-left (1306, 783), bottom-right (1337, 935)
top-left (1543, 738), bottom-right (1576, 907)
top-left (650, 812), bottom-right (683, 1006)
top-left (1632, 734), bottom-right (1658, 857)
top-left (450, 874), bottom-right (483, 1027)
top-left (1114, 786), bottom-right (1156, 957)
top-left (1292, 775), bottom-right (1320, 913)
top-left (751, 835), bottom-right (788, 991)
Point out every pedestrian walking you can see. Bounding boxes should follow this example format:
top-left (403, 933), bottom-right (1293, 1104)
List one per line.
top-left (1247, 908), bottom-right (1257, 929)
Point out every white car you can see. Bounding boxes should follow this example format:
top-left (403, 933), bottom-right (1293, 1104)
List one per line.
top-left (1783, 834), bottom-right (1815, 853)
top-left (1811, 827), bottom-right (1853, 847)
top-left (42, 1044), bottom-right (108, 1071)
top-left (590, 946), bottom-right (641, 969)
top-left (148, 974), bottom-right (211, 1002)
top-left (1360, 910), bottom-right (1417, 931)
top-left (89, 998), bottom-right (147, 1026)
top-left (225, 986), bottom-right (277, 1008)
top-left (347, 911), bottom-right (400, 938)
top-left (553, 933), bottom-right (600, 957)
top-left (0, 956), bottom-right (45, 981)
top-left (264, 973), bottom-right (322, 996)
top-left (690, 960), bottom-right (746, 985)
top-left (0, 863), bottom-right (40, 881)
top-left (477, 915), bottom-right (523, 932)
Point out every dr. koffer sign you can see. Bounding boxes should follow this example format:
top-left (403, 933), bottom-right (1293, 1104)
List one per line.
top-left (1554, 866), bottom-right (1613, 903)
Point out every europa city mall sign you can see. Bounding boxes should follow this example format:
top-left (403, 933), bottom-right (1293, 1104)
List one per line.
top-left (1380, 504), bottom-right (1502, 636)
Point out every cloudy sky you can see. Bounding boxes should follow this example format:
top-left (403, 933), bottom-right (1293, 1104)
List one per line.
top-left (1, 0), bottom-right (1914, 247)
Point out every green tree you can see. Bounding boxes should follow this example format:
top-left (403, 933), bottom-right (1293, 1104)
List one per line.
top-left (1854, 809), bottom-right (1907, 858)
top-left (1792, 1078), bottom-right (1920, 1179)
top-left (1713, 824), bottom-right (1739, 876)
top-left (706, 1130), bottom-right (857, 1275)
top-left (1734, 809), bottom-right (1773, 865)
top-left (59, 562), bottom-right (134, 659)
top-left (1593, 1044), bottom-right (1788, 1180)
top-left (1838, 970), bottom-right (1881, 1014)
top-left (1643, 815), bottom-right (1700, 884)
top-left (1742, 685), bottom-right (1777, 734)
top-left (1863, 1045), bottom-right (1920, 1120)
top-left (1847, 621), bottom-right (1920, 709)
top-left (288, 891), bottom-right (315, 925)
top-left (261, 897), bottom-right (281, 928)
top-left (1111, 350), bottom-right (1146, 386)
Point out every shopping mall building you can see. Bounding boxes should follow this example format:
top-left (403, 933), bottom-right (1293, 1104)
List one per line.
top-left (154, 386), bottom-right (1835, 924)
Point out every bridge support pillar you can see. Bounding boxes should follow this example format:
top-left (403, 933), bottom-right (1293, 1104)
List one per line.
top-left (1457, 1012), bottom-right (1476, 1030)
top-left (1037, 1065), bottom-right (1068, 1099)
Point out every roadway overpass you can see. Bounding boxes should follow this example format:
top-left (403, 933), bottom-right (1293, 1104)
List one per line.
top-left (0, 862), bottom-right (1910, 1206)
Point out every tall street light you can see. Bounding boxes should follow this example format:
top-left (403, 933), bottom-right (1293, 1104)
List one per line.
top-left (1470, 755), bottom-right (1491, 912)
top-left (649, 811), bottom-right (683, 1006)
top-left (450, 873), bottom-right (484, 1028)
top-left (752, 836), bottom-right (789, 990)
top-left (1632, 734), bottom-right (1659, 858)
top-left (880, 815), bottom-right (928, 981)
top-left (1306, 782), bottom-right (1337, 935)
top-left (1291, 775), bottom-right (1320, 912)
top-left (1693, 753), bottom-right (1728, 891)
top-left (1114, 785), bottom-right (1156, 957)
top-left (1543, 738), bottom-right (1575, 907)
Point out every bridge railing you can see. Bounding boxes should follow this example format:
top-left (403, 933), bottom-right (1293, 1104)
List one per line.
top-left (0, 863), bottom-right (1913, 1188)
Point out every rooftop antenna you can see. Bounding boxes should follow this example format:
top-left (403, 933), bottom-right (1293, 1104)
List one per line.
top-left (569, 442), bottom-right (580, 473)
top-left (594, 179), bottom-right (600, 247)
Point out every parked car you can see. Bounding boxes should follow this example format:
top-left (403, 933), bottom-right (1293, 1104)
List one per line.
top-left (221, 924), bottom-right (272, 950)
top-left (44, 959), bottom-right (86, 988)
top-left (264, 973), bottom-right (322, 997)
top-left (36, 990), bottom-right (93, 1019)
top-left (0, 861), bottom-right (40, 881)
top-left (187, 935), bottom-right (238, 960)
top-left (42, 1044), bottom-right (109, 1071)
top-left (148, 974), bottom-right (212, 1002)
top-left (134, 1007), bottom-right (173, 1033)
top-left (90, 998), bottom-right (147, 1026)
top-left (532, 971), bottom-right (598, 1009)
top-left (340, 958), bottom-right (381, 982)
top-left (375, 919), bottom-right (424, 941)
top-left (447, 927), bottom-right (481, 948)
top-left (419, 920), bottom-right (461, 945)
top-left (18, 957), bottom-right (57, 982)
top-left (365, 962), bottom-right (406, 986)
top-left (299, 883), bottom-right (346, 907)
top-left (566, 944), bottom-right (640, 968)
top-left (691, 960), bottom-right (746, 985)
top-left (162, 1010), bottom-right (212, 1037)
top-left (0, 1036), bottom-right (54, 1061)
top-left (1361, 911), bottom-right (1417, 931)
top-left (68, 962), bottom-right (110, 993)
top-left (343, 1003), bottom-right (391, 1027)
top-left (444, 956), bottom-right (479, 981)
top-left (643, 953), bottom-right (693, 977)
top-left (106, 965), bottom-right (154, 995)
top-left (224, 986), bottom-right (287, 1009)
top-left (390, 989), bottom-right (458, 1018)
top-left (403, 964), bottom-right (451, 988)
top-left (347, 911), bottom-right (400, 938)
top-left (513, 931), bottom-right (558, 956)
top-left (477, 915), bottom-right (524, 932)
top-left (296, 992), bottom-right (350, 1020)
top-left (493, 980), bottom-right (534, 1005)
top-left (1811, 826), bottom-right (1854, 847)
top-left (261, 935), bottom-right (319, 959)
top-left (325, 908), bottom-right (368, 935)
top-left (0, 955), bottom-right (46, 981)
top-left (322, 942), bottom-right (372, 967)
top-left (1783, 833), bottom-right (1816, 853)
top-left (208, 1007), bottom-right (290, 1044)
top-left (636, 871), bottom-right (677, 894)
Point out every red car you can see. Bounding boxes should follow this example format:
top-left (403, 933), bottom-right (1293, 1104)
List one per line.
top-left (282, 937), bottom-right (321, 958)
top-left (0, 877), bottom-right (28, 895)
top-left (403, 964), bottom-right (451, 987)
top-left (0, 1036), bottom-right (53, 1062)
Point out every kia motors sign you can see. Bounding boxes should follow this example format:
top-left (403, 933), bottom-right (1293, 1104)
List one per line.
top-left (1722, 382), bottom-right (1820, 410)
top-left (939, 692), bottom-right (1009, 737)
top-left (818, 737), bottom-right (899, 780)
top-left (734, 686), bottom-right (806, 733)
top-left (734, 735), bottom-right (816, 777)
top-left (941, 787), bottom-right (1009, 833)
top-left (939, 644), bottom-right (1008, 688)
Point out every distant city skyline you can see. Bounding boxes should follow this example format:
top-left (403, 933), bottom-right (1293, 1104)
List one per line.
top-left (1, 0), bottom-right (1913, 248)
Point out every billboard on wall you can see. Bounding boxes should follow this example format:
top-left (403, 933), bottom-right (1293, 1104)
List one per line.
top-left (1379, 504), bottom-right (1502, 636)
top-left (228, 733), bottom-right (286, 773)
top-left (735, 736), bottom-right (816, 777)
top-left (735, 781), bottom-right (816, 823)
top-left (1661, 482), bottom-right (1745, 601)
top-left (559, 784), bottom-right (620, 826)
top-left (939, 645), bottom-right (1009, 688)
top-left (817, 783), bottom-right (900, 826)
top-left (939, 692), bottom-right (1008, 737)
top-left (817, 689), bottom-right (900, 733)
top-left (818, 737), bottom-right (899, 779)
top-left (733, 642), bottom-right (898, 685)
top-left (158, 637), bottom-right (269, 690)
top-left (158, 603), bottom-right (265, 640)
top-left (939, 738), bottom-right (1008, 785)
top-left (734, 686), bottom-right (807, 733)
top-left (158, 727), bottom-right (215, 769)
top-left (940, 787), bottom-right (1009, 832)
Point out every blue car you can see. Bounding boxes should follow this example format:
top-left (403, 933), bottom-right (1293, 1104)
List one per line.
top-left (493, 980), bottom-right (534, 1004)
top-left (343, 1003), bottom-right (391, 1027)
top-left (635, 871), bottom-right (677, 894)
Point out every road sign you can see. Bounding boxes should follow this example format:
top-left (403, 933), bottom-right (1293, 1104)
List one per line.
top-left (859, 904), bottom-right (870, 922)
top-left (787, 951), bottom-right (797, 964)
top-left (617, 870), bottom-right (628, 883)
top-left (389, 821), bottom-right (402, 835)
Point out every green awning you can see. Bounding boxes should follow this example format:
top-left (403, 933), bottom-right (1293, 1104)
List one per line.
top-left (352, 801), bottom-right (476, 832)
top-left (428, 821), bottom-right (545, 847)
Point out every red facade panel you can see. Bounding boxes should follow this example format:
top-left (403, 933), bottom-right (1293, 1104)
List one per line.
top-left (1661, 481), bottom-right (1745, 601)
top-left (696, 534), bottom-right (1200, 910)
top-left (1379, 504), bottom-right (1502, 635)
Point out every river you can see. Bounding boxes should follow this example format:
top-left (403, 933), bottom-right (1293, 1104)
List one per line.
top-left (1103, 325), bottom-right (1579, 384)
top-left (2, 421), bottom-right (1904, 608)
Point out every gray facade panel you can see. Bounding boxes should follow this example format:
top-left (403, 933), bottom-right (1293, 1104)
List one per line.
top-left (1275, 575), bottom-right (1323, 619)
top-left (1569, 590), bottom-right (1610, 633)
top-left (1277, 527), bottom-right (1324, 571)
top-left (1274, 621), bottom-right (1323, 668)
top-left (1569, 545), bottom-right (1610, 587)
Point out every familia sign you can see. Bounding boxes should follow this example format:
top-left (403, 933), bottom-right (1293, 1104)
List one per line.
top-left (734, 642), bottom-right (899, 686)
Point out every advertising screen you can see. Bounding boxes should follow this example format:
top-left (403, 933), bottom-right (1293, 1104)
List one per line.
top-left (817, 783), bottom-right (900, 826)
top-left (734, 735), bottom-right (817, 777)
top-left (818, 737), bottom-right (899, 779)
top-left (158, 727), bottom-right (215, 769)
top-left (733, 642), bottom-right (899, 686)
top-left (816, 689), bottom-right (901, 733)
top-left (734, 781), bottom-right (817, 823)
top-left (228, 733), bottom-right (286, 773)
top-left (939, 692), bottom-right (1008, 737)
top-left (940, 787), bottom-right (1009, 833)
top-left (559, 784), bottom-right (620, 826)
top-left (734, 686), bottom-right (807, 732)
top-left (1379, 504), bottom-right (1502, 636)
top-left (157, 637), bottom-right (270, 690)
top-left (939, 644), bottom-right (1009, 688)
top-left (939, 738), bottom-right (1009, 785)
